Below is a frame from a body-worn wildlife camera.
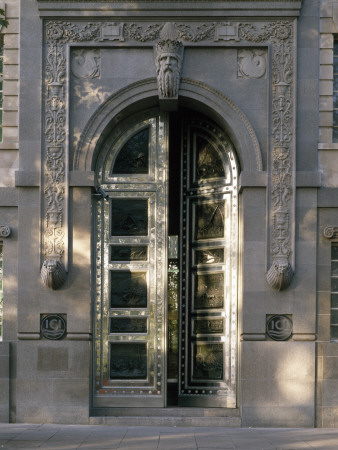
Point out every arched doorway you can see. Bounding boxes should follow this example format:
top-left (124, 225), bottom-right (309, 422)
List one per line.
top-left (92, 108), bottom-right (239, 409)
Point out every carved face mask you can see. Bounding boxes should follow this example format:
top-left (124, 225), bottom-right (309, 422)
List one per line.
top-left (156, 53), bottom-right (181, 98)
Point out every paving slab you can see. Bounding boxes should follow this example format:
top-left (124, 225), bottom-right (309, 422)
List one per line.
top-left (1, 424), bottom-right (338, 449)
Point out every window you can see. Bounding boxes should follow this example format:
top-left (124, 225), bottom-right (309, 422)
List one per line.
top-left (333, 39), bottom-right (338, 142)
top-left (330, 243), bottom-right (338, 339)
top-left (0, 243), bottom-right (3, 340)
top-left (0, 35), bottom-right (3, 142)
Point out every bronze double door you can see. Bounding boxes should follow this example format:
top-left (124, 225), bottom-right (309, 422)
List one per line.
top-left (93, 110), bottom-right (238, 409)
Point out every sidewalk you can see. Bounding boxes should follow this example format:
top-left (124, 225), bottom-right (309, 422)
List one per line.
top-left (1, 424), bottom-right (338, 450)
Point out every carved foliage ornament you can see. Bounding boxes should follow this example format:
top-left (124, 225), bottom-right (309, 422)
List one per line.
top-left (42, 19), bottom-right (296, 291)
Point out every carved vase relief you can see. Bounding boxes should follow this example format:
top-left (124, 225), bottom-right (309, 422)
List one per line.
top-left (42, 19), bottom-right (296, 291)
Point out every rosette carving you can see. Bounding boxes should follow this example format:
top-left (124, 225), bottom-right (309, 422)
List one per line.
top-left (323, 226), bottom-right (338, 240)
top-left (0, 225), bottom-right (11, 238)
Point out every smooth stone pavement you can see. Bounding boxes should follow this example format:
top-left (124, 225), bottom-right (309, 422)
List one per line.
top-left (1, 424), bottom-right (338, 449)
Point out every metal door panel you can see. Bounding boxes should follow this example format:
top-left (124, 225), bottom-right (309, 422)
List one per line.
top-left (178, 119), bottom-right (238, 408)
top-left (93, 113), bottom-right (168, 408)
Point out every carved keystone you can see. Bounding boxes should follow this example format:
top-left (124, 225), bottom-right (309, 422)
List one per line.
top-left (155, 22), bottom-right (184, 111)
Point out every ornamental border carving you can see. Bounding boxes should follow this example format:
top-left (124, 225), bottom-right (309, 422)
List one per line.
top-left (42, 19), bottom-right (296, 290)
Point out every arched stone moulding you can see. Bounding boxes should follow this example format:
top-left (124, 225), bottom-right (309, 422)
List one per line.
top-left (73, 78), bottom-right (262, 174)
top-left (42, 19), bottom-right (296, 290)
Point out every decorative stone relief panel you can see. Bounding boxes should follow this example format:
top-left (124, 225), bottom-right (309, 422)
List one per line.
top-left (238, 49), bottom-right (267, 79)
top-left (42, 19), bottom-right (296, 291)
top-left (71, 49), bottom-right (100, 79)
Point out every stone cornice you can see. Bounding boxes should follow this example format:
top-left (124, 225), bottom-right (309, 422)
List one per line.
top-left (37, 1), bottom-right (303, 18)
top-left (37, 0), bottom-right (302, 2)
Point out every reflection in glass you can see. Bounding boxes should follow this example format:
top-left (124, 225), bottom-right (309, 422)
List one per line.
top-left (110, 245), bottom-right (148, 262)
top-left (193, 343), bottom-right (223, 380)
top-left (168, 260), bottom-right (179, 379)
top-left (110, 317), bottom-right (147, 333)
top-left (194, 273), bottom-right (224, 309)
top-left (332, 277), bottom-right (338, 293)
top-left (195, 135), bottom-right (225, 181)
top-left (334, 77), bottom-right (338, 92)
top-left (331, 309), bottom-right (338, 324)
top-left (111, 199), bottom-right (148, 236)
top-left (331, 244), bottom-right (338, 340)
top-left (331, 326), bottom-right (338, 340)
top-left (112, 127), bottom-right (149, 174)
top-left (333, 110), bottom-right (338, 127)
top-left (195, 201), bottom-right (225, 240)
top-left (333, 127), bottom-right (338, 142)
top-left (110, 271), bottom-right (147, 308)
top-left (110, 343), bottom-right (147, 379)
top-left (331, 293), bottom-right (338, 309)
top-left (195, 248), bottom-right (224, 264)
top-left (194, 319), bottom-right (224, 335)
top-left (332, 261), bottom-right (338, 278)
top-left (334, 57), bottom-right (338, 75)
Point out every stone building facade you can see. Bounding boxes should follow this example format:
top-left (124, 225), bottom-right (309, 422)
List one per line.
top-left (1, 0), bottom-right (338, 428)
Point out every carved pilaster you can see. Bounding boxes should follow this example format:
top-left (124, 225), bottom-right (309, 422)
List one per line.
top-left (42, 24), bottom-right (67, 288)
top-left (239, 21), bottom-right (296, 290)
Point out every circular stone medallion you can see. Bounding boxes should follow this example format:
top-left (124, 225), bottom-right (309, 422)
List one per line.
top-left (266, 315), bottom-right (293, 341)
top-left (41, 314), bottom-right (67, 340)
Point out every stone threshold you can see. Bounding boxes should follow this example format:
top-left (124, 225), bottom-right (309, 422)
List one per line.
top-left (90, 408), bottom-right (241, 427)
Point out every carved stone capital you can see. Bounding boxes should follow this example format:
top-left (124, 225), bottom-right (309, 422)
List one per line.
top-left (323, 226), bottom-right (338, 240)
top-left (0, 225), bottom-right (11, 238)
top-left (41, 259), bottom-right (67, 290)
